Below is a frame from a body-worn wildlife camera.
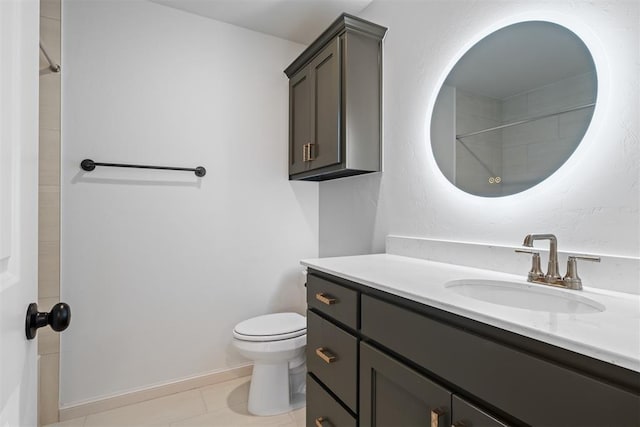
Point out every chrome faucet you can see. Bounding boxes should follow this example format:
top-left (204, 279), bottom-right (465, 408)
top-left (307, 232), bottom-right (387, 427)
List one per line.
top-left (516, 234), bottom-right (600, 290)
top-left (523, 234), bottom-right (562, 283)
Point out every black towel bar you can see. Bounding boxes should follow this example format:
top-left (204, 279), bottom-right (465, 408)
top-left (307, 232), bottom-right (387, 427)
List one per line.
top-left (80, 159), bottom-right (206, 177)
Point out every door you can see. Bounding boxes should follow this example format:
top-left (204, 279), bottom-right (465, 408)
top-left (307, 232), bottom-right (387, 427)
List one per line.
top-left (287, 37), bottom-right (341, 178)
top-left (360, 342), bottom-right (451, 427)
top-left (0, 0), bottom-right (40, 426)
top-left (309, 37), bottom-right (340, 170)
top-left (288, 67), bottom-right (311, 175)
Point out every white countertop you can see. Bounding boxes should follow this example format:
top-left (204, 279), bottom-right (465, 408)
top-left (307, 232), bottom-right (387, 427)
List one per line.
top-left (301, 254), bottom-right (640, 373)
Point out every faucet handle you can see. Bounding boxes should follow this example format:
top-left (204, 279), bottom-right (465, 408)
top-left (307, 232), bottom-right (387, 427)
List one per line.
top-left (515, 249), bottom-right (544, 282)
top-left (515, 249), bottom-right (536, 254)
top-left (563, 255), bottom-right (601, 290)
top-left (570, 255), bottom-right (601, 262)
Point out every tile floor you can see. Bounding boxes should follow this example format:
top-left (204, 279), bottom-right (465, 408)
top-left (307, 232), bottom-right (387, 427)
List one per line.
top-left (44, 377), bottom-right (305, 427)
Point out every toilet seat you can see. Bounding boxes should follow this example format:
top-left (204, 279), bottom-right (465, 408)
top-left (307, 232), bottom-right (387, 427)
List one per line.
top-left (233, 312), bottom-right (306, 342)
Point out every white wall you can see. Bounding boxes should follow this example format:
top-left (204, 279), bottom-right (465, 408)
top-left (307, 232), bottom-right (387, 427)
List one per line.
top-left (430, 84), bottom-right (456, 184)
top-left (320, 1), bottom-right (639, 259)
top-left (61, 0), bottom-right (316, 406)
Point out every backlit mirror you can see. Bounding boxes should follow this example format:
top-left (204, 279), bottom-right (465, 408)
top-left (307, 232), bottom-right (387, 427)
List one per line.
top-left (430, 21), bottom-right (597, 197)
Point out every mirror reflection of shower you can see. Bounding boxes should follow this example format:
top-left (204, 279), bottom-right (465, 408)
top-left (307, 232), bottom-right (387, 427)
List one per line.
top-left (431, 21), bottom-right (597, 197)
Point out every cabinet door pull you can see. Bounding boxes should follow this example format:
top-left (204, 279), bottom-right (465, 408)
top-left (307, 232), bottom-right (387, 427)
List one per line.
top-left (431, 408), bottom-right (446, 427)
top-left (315, 347), bottom-right (337, 364)
top-left (451, 422), bottom-right (467, 427)
top-left (315, 417), bottom-right (333, 427)
top-left (315, 292), bottom-right (337, 305)
top-left (302, 143), bottom-right (316, 162)
top-left (307, 143), bottom-right (316, 161)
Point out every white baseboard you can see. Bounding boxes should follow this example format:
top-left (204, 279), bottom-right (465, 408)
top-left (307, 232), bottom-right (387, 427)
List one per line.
top-left (59, 364), bottom-right (253, 421)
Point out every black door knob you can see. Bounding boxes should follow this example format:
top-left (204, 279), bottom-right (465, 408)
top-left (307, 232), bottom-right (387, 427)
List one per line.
top-left (25, 302), bottom-right (71, 340)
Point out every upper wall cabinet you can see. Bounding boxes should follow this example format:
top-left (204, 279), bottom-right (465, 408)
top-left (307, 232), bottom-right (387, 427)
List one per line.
top-left (285, 14), bottom-right (387, 181)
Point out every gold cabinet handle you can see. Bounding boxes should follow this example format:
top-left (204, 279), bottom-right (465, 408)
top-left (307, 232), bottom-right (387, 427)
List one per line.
top-left (315, 292), bottom-right (336, 305)
top-left (431, 408), bottom-right (446, 427)
top-left (315, 347), bottom-right (337, 364)
top-left (302, 143), bottom-right (316, 162)
top-left (315, 417), bottom-right (333, 427)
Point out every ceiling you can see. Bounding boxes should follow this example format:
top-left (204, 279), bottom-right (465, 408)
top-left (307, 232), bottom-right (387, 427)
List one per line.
top-left (149, 0), bottom-right (372, 45)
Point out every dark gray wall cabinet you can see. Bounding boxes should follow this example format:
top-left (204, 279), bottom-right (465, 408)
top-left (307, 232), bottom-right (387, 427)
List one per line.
top-left (305, 269), bottom-right (640, 427)
top-left (285, 14), bottom-right (387, 181)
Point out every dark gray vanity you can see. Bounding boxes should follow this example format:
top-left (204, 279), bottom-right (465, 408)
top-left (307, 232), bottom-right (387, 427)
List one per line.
top-left (305, 269), bottom-right (640, 427)
top-left (284, 14), bottom-right (386, 181)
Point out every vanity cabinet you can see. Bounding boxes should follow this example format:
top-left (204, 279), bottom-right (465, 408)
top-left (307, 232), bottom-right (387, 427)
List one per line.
top-left (284, 14), bottom-right (387, 181)
top-left (305, 269), bottom-right (640, 427)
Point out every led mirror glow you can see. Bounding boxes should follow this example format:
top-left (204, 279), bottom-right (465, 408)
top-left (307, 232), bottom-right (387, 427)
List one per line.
top-left (430, 21), bottom-right (597, 197)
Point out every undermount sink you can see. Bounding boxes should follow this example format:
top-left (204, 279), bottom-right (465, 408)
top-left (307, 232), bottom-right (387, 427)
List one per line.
top-left (445, 279), bottom-right (605, 314)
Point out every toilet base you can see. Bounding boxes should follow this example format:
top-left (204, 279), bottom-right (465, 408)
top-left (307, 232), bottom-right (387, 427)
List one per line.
top-left (247, 361), bottom-right (305, 416)
top-left (290, 392), bottom-right (305, 411)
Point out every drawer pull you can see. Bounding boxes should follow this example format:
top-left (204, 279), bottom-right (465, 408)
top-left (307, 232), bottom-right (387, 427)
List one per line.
top-left (431, 408), bottom-right (446, 427)
top-left (452, 422), bottom-right (467, 427)
top-left (315, 292), bottom-right (337, 305)
top-left (315, 347), bottom-right (337, 364)
top-left (315, 417), bottom-right (333, 427)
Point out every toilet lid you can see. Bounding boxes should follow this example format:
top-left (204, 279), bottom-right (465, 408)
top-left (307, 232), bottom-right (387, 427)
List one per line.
top-left (233, 312), bottom-right (306, 342)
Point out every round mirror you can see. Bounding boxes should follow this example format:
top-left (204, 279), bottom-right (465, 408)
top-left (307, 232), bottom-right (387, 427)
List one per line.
top-left (430, 21), bottom-right (597, 197)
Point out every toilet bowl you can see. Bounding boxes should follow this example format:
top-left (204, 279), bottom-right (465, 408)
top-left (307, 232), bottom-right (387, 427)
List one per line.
top-left (233, 312), bottom-right (306, 416)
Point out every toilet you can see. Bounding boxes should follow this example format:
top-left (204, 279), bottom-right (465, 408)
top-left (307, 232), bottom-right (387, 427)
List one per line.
top-left (232, 312), bottom-right (306, 416)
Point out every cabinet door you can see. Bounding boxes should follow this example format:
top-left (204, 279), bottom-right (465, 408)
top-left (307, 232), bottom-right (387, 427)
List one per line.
top-left (289, 67), bottom-right (311, 175)
top-left (452, 395), bottom-right (510, 427)
top-left (360, 342), bottom-right (451, 427)
top-left (309, 37), bottom-right (341, 170)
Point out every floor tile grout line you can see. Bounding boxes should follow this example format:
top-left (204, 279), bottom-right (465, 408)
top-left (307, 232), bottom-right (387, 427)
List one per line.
top-left (198, 388), bottom-right (209, 417)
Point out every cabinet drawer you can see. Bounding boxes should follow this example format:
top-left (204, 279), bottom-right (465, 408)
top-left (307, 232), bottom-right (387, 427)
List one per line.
top-left (361, 294), bottom-right (640, 426)
top-left (307, 310), bottom-right (358, 412)
top-left (307, 274), bottom-right (358, 329)
top-left (307, 374), bottom-right (356, 427)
